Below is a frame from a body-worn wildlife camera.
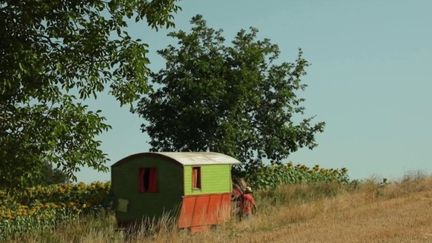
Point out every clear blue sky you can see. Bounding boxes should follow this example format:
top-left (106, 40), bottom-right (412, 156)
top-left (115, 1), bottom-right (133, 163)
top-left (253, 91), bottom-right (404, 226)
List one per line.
top-left (77, 0), bottom-right (432, 182)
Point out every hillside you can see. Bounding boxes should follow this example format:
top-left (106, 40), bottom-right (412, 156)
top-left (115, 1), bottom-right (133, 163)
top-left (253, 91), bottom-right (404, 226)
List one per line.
top-left (232, 179), bottom-right (432, 242)
top-left (8, 176), bottom-right (432, 242)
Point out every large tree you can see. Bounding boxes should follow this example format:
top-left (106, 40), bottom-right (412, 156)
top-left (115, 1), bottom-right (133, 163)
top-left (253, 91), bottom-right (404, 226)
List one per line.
top-left (0, 0), bottom-right (180, 189)
top-left (137, 15), bottom-right (325, 171)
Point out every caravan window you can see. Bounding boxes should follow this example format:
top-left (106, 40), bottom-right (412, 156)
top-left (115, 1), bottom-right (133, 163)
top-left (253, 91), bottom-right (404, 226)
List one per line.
top-left (192, 167), bottom-right (201, 190)
top-left (138, 168), bottom-right (157, 192)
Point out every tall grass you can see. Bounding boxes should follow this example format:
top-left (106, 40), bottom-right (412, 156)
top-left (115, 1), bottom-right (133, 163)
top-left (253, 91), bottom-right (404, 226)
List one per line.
top-left (6, 174), bottom-right (432, 242)
top-left (5, 182), bottom-right (356, 242)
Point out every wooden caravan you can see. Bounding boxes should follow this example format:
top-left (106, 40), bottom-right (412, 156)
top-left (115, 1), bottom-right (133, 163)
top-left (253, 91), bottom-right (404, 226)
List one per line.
top-left (111, 152), bottom-right (240, 231)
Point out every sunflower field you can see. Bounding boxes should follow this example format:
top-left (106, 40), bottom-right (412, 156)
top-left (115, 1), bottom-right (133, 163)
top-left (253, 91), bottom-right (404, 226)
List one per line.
top-left (0, 182), bottom-right (111, 240)
top-left (0, 163), bottom-right (349, 240)
top-left (245, 162), bottom-right (350, 190)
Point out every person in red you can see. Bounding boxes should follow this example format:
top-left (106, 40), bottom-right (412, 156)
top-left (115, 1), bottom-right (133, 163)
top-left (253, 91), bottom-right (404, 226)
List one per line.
top-left (241, 186), bottom-right (256, 219)
top-left (232, 177), bottom-right (247, 218)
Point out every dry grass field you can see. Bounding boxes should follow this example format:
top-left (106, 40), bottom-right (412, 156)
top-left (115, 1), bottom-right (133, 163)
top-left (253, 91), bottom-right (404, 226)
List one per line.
top-left (234, 179), bottom-right (432, 243)
top-left (11, 175), bottom-right (432, 243)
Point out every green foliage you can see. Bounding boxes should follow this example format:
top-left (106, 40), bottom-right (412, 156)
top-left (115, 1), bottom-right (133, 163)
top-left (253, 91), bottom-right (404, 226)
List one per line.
top-left (0, 207), bottom-right (75, 240)
top-left (0, 0), bottom-right (180, 189)
top-left (137, 15), bottom-right (325, 170)
top-left (35, 161), bottom-right (70, 186)
top-left (244, 163), bottom-right (349, 190)
top-left (0, 182), bottom-right (111, 240)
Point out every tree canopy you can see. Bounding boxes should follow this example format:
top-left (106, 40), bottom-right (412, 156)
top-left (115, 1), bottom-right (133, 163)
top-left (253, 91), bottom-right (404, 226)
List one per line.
top-left (0, 0), bottom-right (179, 188)
top-left (137, 15), bottom-right (325, 171)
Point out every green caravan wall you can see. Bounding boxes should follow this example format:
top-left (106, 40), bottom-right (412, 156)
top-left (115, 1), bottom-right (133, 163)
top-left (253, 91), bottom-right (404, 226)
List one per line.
top-left (184, 164), bottom-right (232, 195)
top-left (112, 156), bottom-right (183, 221)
